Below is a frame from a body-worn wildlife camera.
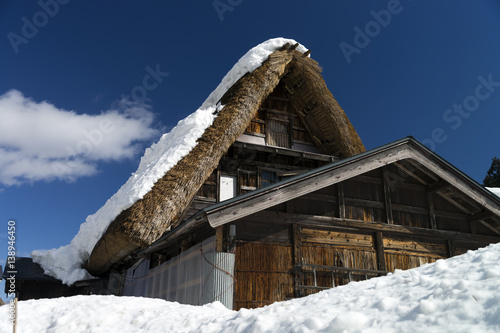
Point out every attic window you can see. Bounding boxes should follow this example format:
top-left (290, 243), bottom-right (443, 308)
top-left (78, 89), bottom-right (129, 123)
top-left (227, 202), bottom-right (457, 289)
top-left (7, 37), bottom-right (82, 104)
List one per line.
top-left (267, 119), bottom-right (290, 148)
top-left (245, 85), bottom-right (313, 149)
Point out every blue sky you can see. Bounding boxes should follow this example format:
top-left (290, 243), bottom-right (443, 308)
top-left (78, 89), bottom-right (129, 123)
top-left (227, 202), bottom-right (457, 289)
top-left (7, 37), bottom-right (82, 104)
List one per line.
top-left (1, 1), bottom-right (500, 298)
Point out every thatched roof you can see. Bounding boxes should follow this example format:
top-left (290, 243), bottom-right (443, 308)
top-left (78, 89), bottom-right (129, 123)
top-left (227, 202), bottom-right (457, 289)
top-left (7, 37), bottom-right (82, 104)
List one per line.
top-left (86, 44), bottom-right (365, 275)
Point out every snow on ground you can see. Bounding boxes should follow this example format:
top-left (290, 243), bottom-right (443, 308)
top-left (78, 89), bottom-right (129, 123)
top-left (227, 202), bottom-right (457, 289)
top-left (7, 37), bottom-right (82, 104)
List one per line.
top-left (31, 38), bottom-right (308, 285)
top-left (5, 241), bottom-right (500, 333)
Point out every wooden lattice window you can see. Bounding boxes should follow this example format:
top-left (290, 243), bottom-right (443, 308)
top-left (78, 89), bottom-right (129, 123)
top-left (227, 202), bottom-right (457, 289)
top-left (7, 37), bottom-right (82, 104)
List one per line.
top-left (239, 170), bottom-right (257, 194)
top-left (267, 119), bottom-right (290, 148)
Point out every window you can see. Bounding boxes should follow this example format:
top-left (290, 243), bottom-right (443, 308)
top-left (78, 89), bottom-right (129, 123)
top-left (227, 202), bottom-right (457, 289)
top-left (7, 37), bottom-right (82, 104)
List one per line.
top-left (219, 175), bottom-right (237, 201)
top-left (267, 119), bottom-right (290, 148)
top-left (245, 101), bottom-right (313, 148)
top-left (239, 170), bottom-right (257, 194)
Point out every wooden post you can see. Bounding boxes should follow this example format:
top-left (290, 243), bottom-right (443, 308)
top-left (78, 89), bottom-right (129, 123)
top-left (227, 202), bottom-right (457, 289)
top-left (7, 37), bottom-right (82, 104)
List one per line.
top-left (446, 239), bottom-right (456, 258)
top-left (427, 192), bottom-right (438, 229)
top-left (338, 183), bottom-right (345, 219)
top-left (470, 221), bottom-right (477, 234)
top-left (292, 224), bottom-right (302, 298)
top-left (374, 232), bottom-right (386, 272)
top-left (215, 226), bottom-right (224, 252)
top-left (382, 169), bottom-right (394, 225)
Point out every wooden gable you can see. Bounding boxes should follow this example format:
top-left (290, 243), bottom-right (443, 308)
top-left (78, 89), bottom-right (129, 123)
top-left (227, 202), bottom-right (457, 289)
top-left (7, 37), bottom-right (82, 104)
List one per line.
top-left (243, 83), bottom-right (318, 151)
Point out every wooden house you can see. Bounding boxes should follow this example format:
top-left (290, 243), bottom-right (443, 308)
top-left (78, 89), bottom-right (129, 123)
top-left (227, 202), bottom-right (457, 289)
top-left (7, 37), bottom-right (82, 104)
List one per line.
top-left (83, 44), bottom-right (500, 310)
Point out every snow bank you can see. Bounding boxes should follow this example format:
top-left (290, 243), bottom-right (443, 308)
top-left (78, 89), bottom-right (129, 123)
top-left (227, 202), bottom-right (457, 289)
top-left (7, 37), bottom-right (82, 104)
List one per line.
top-left (31, 38), bottom-right (308, 285)
top-left (5, 241), bottom-right (500, 332)
top-left (487, 187), bottom-right (500, 197)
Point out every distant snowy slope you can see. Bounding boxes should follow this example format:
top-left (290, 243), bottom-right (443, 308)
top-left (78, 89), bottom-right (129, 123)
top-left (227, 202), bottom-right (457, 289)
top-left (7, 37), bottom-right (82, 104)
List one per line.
top-left (5, 241), bottom-right (500, 332)
top-left (31, 38), bottom-right (308, 285)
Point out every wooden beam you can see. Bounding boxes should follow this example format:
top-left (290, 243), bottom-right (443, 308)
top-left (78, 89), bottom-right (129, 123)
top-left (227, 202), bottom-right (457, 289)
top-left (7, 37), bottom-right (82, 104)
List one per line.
top-left (232, 141), bottom-right (335, 162)
top-left (427, 180), bottom-right (449, 194)
top-left (346, 198), bottom-right (384, 209)
top-left (241, 211), bottom-right (500, 245)
top-left (478, 220), bottom-right (500, 236)
top-left (301, 263), bottom-right (388, 276)
top-left (392, 204), bottom-right (428, 215)
top-left (338, 183), bottom-right (346, 219)
top-left (406, 159), bottom-right (440, 182)
top-left (406, 149), bottom-right (500, 218)
top-left (382, 168), bottom-right (394, 224)
top-left (468, 211), bottom-right (495, 222)
top-left (394, 161), bottom-right (430, 185)
top-left (374, 232), bottom-right (387, 271)
top-left (436, 191), bottom-right (472, 214)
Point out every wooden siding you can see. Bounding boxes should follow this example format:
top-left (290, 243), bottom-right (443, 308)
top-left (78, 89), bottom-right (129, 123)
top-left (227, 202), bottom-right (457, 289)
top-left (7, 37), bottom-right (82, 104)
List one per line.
top-left (163, 138), bottom-right (500, 310)
top-left (234, 242), bottom-right (294, 309)
top-left (232, 205), bottom-right (499, 309)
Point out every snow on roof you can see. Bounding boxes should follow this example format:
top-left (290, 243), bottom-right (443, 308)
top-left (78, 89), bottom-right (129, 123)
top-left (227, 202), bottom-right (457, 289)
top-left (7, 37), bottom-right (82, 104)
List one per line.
top-left (31, 38), bottom-right (308, 285)
top-left (487, 187), bottom-right (500, 197)
top-left (7, 241), bottom-right (500, 332)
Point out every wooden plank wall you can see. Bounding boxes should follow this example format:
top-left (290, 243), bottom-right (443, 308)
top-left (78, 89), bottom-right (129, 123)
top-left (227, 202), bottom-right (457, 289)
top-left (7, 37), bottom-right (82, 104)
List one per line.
top-left (232, 168), bottom-right (500, 309)
top-left (234, 242), bottom-right (294, 310)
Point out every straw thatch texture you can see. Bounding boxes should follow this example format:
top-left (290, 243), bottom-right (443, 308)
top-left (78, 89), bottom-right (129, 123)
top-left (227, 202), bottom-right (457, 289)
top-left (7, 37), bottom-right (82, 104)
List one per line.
top-left (86, 46), bottom-right (365, 275)
top-left (279, 54), bottom-right (365, 157)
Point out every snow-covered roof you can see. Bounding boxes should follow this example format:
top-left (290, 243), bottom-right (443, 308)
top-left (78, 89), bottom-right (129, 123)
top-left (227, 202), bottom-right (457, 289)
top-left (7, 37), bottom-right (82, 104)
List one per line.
top-left (31, 38), bottom-right (309, 285)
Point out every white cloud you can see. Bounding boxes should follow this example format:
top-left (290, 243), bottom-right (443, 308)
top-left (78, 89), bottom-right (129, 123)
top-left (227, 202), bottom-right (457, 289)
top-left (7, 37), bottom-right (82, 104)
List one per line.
top-left (0, 90), bottom-right (159, 186)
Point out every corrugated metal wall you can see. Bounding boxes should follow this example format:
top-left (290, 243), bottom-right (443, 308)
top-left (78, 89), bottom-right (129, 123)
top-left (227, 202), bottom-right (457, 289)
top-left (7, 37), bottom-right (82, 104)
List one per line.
top-left (202, 252), bottom-right (235, 307)
top-left (121, 236), bottom-right (236, 309)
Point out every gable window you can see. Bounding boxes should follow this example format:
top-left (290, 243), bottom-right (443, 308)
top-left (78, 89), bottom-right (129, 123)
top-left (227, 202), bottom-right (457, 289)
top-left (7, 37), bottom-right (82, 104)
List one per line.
top-left (244, 85), bottom-right (313, 149)
top-left (267, 119), bottom-right (290, 148)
